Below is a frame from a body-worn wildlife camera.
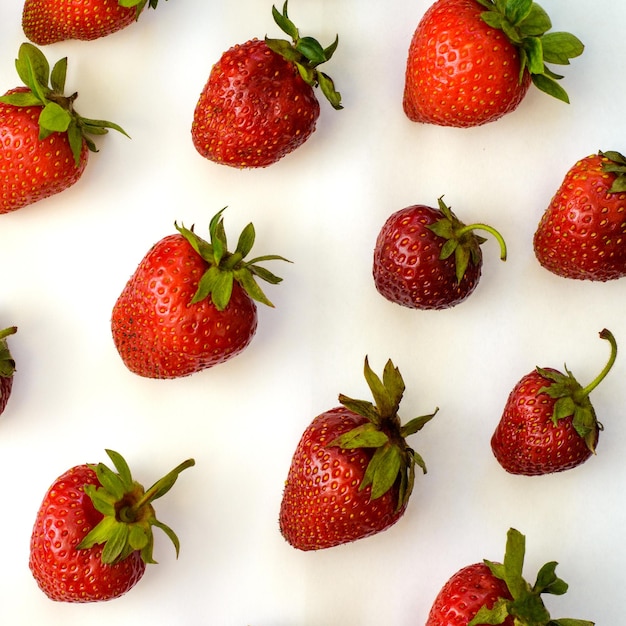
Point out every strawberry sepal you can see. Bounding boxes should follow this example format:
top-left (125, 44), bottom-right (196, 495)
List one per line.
top-left (0, 326), bottom-right (17, 378)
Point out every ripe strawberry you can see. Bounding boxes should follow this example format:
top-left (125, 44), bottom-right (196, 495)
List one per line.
top-left (534, 151), bottom-right (626, 281)
top-left (279, 357), bottom-right (438, 551)
top-left (491, 329), bottom-right (617, 476)
top-left (427, 527), bottom-right (593, 626)
top-left (22, 0), bottom-right (164, 45)
top-left (191, 1), bottom-right (342, 168)
top-left (0, 326), bottom-right (17, 416)
top-left (0, 43), bottom-right (127, 214)
top-left (403, 0), bottom-right (584, 128)
top-left (29, 449), bottom-right (194, 603)
top-left (372, 197), bottom-right (507, 310)
top-left (111, 209), bottom-right (289, 379)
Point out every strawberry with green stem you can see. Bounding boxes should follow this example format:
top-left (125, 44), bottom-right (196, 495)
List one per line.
top-left (0, 326), bottom-right (17, 416)
top-left (0, 43), bottom-right (127, 214)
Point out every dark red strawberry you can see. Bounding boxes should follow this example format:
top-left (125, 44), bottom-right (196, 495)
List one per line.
top-left (0, 43), bottom-right (127, 214)
top-left (191, 1), bottom-right (342, 168)
top-left (0, 326), bottom-right (17, 416)
top-left (403, 0), bottom-right (584, 127)
top-left (279, 357), bottom-right (438, 550)
top-left (427, 528), bottom-right (593, 626)
top-left (372, 197), bottom-right (506, 310)
top-left (111, 209), bottom-right (289, 379)
top-left (23, 0), bottom-right (164, 44)
top-left (29, 449), bottom-right (194, 602)
top-left (491, 329), bottom-right (617, 476)
top-left (534, 151), bottom-right (626, 281)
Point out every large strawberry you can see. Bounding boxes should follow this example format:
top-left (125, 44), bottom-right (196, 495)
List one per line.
top-left (0, 43), bottom-right (127, 214)
top-left (427, 527), bottom-right (593, 626)
top-left (491, 329), bottom-right (617, 476)
top-left (29, 449), bottom-right (194, 602)
top-left (0, 326), bottom-right (17, 416)
top-left (111, 209), bottom-right (289, 379)
top-left (22, 0), bottom-right (164, 45)
top-left (534, 151), bottom-right (626, 281)
top-left (403, 0), bottom-right (584, 128)
top-left (372, 197), bottom-right (507, 310)
top-left (191, 1), bottom-right (342, 168)
top-left (279, 357), bottom-right (438, 551)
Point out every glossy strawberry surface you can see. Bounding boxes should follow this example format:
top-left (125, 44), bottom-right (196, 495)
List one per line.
top-left (373, 205), bottom-right (482, 310)
top-left (491, 369), bottom-right (595, 476)
top-left (22, 0), bottom-right (138, 44)
top-left (191, 38), bottom-right (320, 168)
top-left (534, 153), bottom-right (626, 281)
top-left (29, 464), bottom-right (145, 602)
top-left (0, 88), bottom-right (88, 214)
top-left (111, 233), bottom-right (258, 379)
top-left (426, 563), bottom-right (514, 626)
top-left (279, 407), bottom-right (406, 551)
top-left (403, 0), bottom-right (531, 127)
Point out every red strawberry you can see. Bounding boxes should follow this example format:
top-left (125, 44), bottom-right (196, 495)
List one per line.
top-left (491, 329), bottom-right (617, 476)
top-left (0, 43), bottom-right (127, 214)
top-left (427, 528), bottom-right (593, 626)
top-left (403, 0), bottom-right (584, 128)
top-left (372, 197), bottom-right (506, 310)
top-left (279, 357), bottom-right (438, 550)
top-left (534, 151), bottom-right (626, 281)
top-left (191, 1), bottom-right (342, 168)
top-left (0, 326), bottom-right (17, 416)
top-left (111, 209), bottom-right (289, 379)
top-left (29, 449), bottom-right (194, 603)
top-left (22, 0), bottom-right (163, 44)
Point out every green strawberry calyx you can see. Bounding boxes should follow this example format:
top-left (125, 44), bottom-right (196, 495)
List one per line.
top-left (327, 357), bottom-right (438, 512)
top-left (0, 43), bottom-right (128, 167)
top-left (265, 0), bottom-right (343, 110)
top-left (0, 326), bottom-right (17, 378)
top-left (536, 328), bottom-right (617, 453)
top-left (599, 150), bottom-right (626, 193)
top-left (427, 197), bottom-right (507, 284)
top-left (476, 0), bottom-right (584, 103)
top-left (468, 528), bottom-right (594, 626)
top-left (176, 208), bottom-right (291, 311)
top-left (117, 0), bottom-right (166, 19)
top-left (78, 450), bottom-right (195, 565)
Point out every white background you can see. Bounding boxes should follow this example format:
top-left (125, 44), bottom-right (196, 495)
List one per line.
top-left (1, 1), bottom-right (624, 624)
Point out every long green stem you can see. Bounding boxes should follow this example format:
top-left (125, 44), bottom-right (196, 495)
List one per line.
top-left (580, 328), bottom-right (617, 397)
top-left (458, 223), bottom-right (508, 261)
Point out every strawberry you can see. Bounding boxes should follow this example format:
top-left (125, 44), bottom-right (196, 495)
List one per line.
top-left (427, 527), bottom-right (593, 626)
top-left (111, 209), bottom-right (289, 379)
top-left (0, 43), bottom-right (127, 214)
top-left (0, 326), bottom-right (17, 416)
top-left (372, 197), bottom-right (507, 310)
top-left (29, 449), bottom-right (194, 603)
top-left (22, 0), bottom-right (164, 45)
top-left (403, 0), bottom-right (584, 128)
top-left (191, 1), bottom-right (342, 168)
top-left (279, 357), bottom-right (438, 551)
top-left (491, 329), bottom-right (617, 476)
top-left (534, 151), bottom-right (626, 281)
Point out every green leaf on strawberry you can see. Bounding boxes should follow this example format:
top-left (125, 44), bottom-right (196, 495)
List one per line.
top-left (0, 43), bottom-right (128, 166)
top-left (598, 150), bottom-right (626, 193)
top-left (0, 326), bottom-right (17, 379)
top-left (476, 0), bottom-right (584, 102)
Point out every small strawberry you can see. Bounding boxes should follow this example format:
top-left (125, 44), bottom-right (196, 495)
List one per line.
top-left (372, 197), bottom-right (506, 310)
top-left (491, 329), bottom-right (617, 476)
top-left (29, 449), bottom-right (194, 603)
top-left (427, 527), bottom-right (594, 626)
top-left (534, 151), bottom-right (626, 281)
top-left (0, 43), bottom-right (127, 214)
top-left (111, 209), bottom-right (289, 379)
top-left (403, 0), bottom-right (584, 128)
top-left (279, 357), bottom-right (438, 551)
top-left (22, 0), bottom-right (164, 45)
top-left (0, 326), bottom-right (17, 416)
top-left (191, 1), bottom-right (342, 168)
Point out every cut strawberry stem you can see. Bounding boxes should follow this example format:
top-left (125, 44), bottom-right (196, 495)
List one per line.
top-left (0, 326), bottom-right (17, 378)
top-left (329, 357), bottom-right (438, 510)
top-left (265, 0), bottom-right (343, 110)
top-left (456, 223), bottom-right (508, 261)
top-left (578, 329), bottom-right (617, 398)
